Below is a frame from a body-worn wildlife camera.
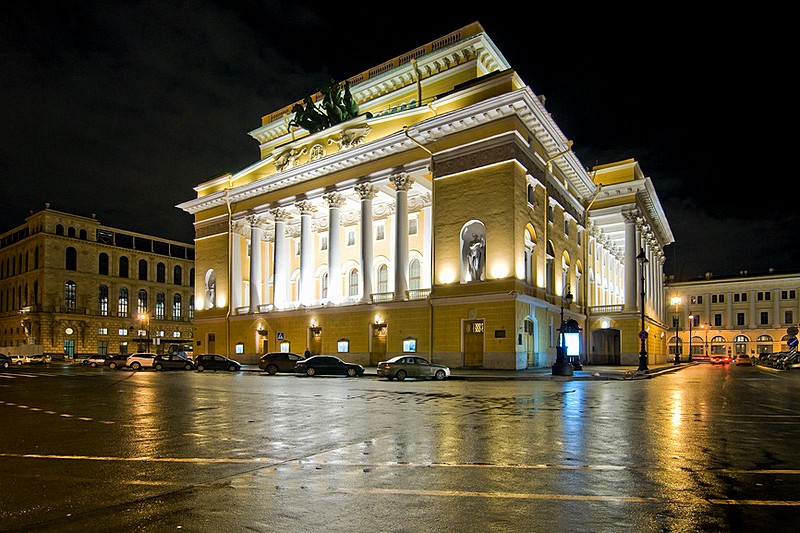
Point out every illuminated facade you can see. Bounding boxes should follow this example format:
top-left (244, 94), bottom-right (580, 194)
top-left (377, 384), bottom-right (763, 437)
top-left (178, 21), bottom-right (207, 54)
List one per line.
top-left (666, 271), bottom-right (800, 358)
top-left (179, 23), bottom-right (674, 368)
top-left (0, 207), bottom-right (195, 358)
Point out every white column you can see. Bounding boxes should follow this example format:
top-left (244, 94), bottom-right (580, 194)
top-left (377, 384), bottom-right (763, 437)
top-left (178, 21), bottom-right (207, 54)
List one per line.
top-left (324, 193), bottom-right (345, 303)
top-left (231, 224), bottom-right (243, 310)
top-left (297, 200), bottom-right (315, 306)
top-left (623, 211), bottom-right (638, 311)
top-left (390, 173), bottom-right (413, 300)
top-left (355, 183), bottom-right (376, 302)
top-left (773, 288), bottom-right (781, 328)
top-left (247, 215), bottom-right (263, 313)
top-left (271, 208), bottom-right (290, 310)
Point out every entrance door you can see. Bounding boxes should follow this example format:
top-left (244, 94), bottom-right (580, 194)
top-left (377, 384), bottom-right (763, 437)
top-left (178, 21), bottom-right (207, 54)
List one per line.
top-left (524, 319), bottom-right (535, 367)
top-left (371, 324), bottom-right (387, 365)
top-left (207, 333), bottom-right (216, 354)
top-left (309, 327), bottom-right (322, 356)
top-left (464, 319), bottom-right (484, 367)
top-left (591, 329), bottom-right (620, 364)
top-left (63, 340), bottom-right (75, 359)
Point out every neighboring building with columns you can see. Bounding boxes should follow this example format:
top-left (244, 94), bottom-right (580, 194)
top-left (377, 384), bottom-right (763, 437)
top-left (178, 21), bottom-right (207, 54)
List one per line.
top-left (178, 22), bottom-right (674, 368)
top-left (665, 270), bottom-right (800, 360)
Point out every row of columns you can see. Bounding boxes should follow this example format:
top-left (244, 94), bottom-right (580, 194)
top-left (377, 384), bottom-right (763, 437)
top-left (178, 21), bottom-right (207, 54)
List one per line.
top-left (623, 210), bottom-right (665, 323)
top-left (240, 174), bottom-right (415, 312)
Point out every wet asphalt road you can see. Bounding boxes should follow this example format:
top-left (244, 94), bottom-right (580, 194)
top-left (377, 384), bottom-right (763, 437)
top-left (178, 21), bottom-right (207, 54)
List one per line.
top-left (1, 363), bottom-right (799, 532)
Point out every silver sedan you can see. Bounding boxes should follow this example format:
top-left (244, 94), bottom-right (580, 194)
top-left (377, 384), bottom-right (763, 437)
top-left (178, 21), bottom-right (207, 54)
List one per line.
top-left (377, 356), bottom-right (450, 381)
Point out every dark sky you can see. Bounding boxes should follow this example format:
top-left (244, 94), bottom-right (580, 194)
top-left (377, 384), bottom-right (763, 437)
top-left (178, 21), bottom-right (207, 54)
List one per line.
top-left (1, 2), bottom-right (792, 281)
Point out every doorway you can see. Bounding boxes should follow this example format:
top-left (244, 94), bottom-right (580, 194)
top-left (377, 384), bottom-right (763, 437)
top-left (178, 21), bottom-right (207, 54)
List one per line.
top-left (309, 327), bottom-right (322, 355)
top-left (371, 323), bottom-right (387, 365)
top-left (591, 328), bottom-right (620, 364)
top-left (464, 319), bottom-right (484, 367)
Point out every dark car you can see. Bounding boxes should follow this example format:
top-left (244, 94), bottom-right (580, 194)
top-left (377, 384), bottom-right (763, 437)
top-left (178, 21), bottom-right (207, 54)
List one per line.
top-left (0, 353), bottom-right (10, 369)
top-left (106, 354), bottom-right (128, 369)
top-left (153, 353), bottom-right (196, 371)
top-left (294, 355), bottom-right (364, 377)
top-left (259, 352), bottom-right (304, 374)
top-left (195, 353), bottom-right (241, 372)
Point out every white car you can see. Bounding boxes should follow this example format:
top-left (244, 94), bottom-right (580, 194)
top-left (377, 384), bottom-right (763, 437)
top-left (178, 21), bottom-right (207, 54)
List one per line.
top-left (84, 355), bottom-right (109, 368)
top-left (125, 353), bottom-right (157, 370)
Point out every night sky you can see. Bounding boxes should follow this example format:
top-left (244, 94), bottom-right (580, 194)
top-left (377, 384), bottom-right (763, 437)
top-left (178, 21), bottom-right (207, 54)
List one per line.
top-left (1, 2), bottom-right (793, 281)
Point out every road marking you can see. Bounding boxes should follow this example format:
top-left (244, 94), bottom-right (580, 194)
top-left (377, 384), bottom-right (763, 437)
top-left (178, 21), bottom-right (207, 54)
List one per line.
top-left (0, 453), bottom-right (280, 464)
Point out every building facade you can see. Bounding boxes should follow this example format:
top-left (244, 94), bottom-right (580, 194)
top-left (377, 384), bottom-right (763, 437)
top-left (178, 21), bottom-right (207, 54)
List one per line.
top-left (0, 207), bottom-right (195, 359)
top-left (665, 271), bottom-right (800, 359)
top-left (178, 22), bottom-right (674, 368)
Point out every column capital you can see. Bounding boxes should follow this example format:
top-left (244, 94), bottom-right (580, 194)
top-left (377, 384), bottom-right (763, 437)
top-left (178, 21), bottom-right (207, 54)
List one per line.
top-left (296, 200), bottom-right (316, 215)
top-left (246, 214), bottom-right (264, 228)
top-left (323, 192), bottom-right (346, 208)
top-left (389, 173), bottom-right (414, 191)
top-left (355, 183), bottom-right (377, 200)
top-left (622, 209), bottom-right (640, 223)
top-left (271, 207), bottom-right (291, 221)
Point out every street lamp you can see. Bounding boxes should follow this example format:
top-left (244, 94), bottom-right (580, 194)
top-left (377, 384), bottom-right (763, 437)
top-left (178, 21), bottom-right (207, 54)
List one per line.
top-left (552, 283), bottom-right (574, 376)
top-left (636, 250), bottom-right (649, 372)
top-left (670, 296), bottom-right (682, 365)
top-left (688, 314), bottom-right (694, 362)
top-left (704, 323), bottom-right (710, 357)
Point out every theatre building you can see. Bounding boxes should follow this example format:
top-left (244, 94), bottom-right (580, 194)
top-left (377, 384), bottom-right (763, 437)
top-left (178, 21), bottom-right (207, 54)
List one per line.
top-left (0, 207), bottom-right (195, 359)
top-left (178, 22), bottom-right (674, 368)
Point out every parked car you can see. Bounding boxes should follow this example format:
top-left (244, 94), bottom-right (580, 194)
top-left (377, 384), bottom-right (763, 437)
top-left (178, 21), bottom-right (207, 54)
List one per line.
top-left (259, 352), bottom-right (304, 374)
top-left (377, 355), bottom-right (450, 381)
top-left (153, 353), bottom-right (196, 371)
top-left (735, 354), bottom-right (753, 366)
top-left (126, 353), bottom-right (157, 370)
top-left (106, 354), bottom-right (128, 369)
top-left (8, 354), bottom-right (25, 364)
top-left (710, 354), bottom-right (732, 365)
top-left (294, 355), bottom-right (365, 377)
top-left (84, 355), bottom-right (109, 368)
top-left (195, 353), bottom-right (241, 372)
top-left (25, 354), bottom-right (50, 364)
top-left (0, 353), bottom-right (10, 368)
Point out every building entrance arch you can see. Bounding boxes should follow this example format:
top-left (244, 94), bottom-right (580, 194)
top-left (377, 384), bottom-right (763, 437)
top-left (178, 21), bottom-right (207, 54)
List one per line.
top-left (591, 328), bottom-right (621, 364)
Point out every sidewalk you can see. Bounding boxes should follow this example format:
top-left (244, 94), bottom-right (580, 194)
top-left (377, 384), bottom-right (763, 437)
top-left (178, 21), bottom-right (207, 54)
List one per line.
top-left (440, 362), bottom-right (695, 381)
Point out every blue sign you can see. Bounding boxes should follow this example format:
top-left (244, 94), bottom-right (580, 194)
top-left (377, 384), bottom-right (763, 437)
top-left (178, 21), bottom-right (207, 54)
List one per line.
top-left (788, 337), bottom-right (798, 348)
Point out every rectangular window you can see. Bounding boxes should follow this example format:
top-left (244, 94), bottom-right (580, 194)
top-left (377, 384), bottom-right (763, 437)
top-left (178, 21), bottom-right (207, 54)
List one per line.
top-left (337, 339), bottom-right (350, 353)
top-left (786, 310), bottom-right (794, 324)
top-left (320, 234), bottom-right (328, 251)
top-left (712, 295), bottom-right (718, 304)
top-left (697, 296), bottom-right (703, 304)
top-left (347, 229), bottom-right (355, 246)
top-left (760, 311), bottom-right (769, 325)
top-left (117, 328), bottom-right (128, 336)
top-left (98, 327), bottom-right (108, 335)
top-left (403, 338), bottom-right (417, 352)
top-left (563, 220), bottom-right (569, 236)
top-left (741, 292), bottom-right (747, 302)
top-left (408, 217), bottom-right (418, 236)
top-left (98, 340), bottom-right (108, 356)
top-left (737, 313), bottom-right (745, 326)
top-left (714, 314), bottom-right (722, 327)
top-left (733, 293), bottom-right (740, 303)
top-left (719, 294), bottom-right (724, 303)
top-left (758, 292), bottom-right (764, 301)
top-left (547, 204), bottom-right (554, 223)
top-left (294, 238), bottom-right (300, 256)
top-left (375, 222), bottom-right (385, 241)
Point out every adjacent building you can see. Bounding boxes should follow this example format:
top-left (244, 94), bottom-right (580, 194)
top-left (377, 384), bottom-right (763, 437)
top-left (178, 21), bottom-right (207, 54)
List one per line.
top-left (665, 270), bottom-right (800, 359)
top-left (0, 206), bottom-right (195, 359)
top-left (178, 22), bottom-right (675, 368)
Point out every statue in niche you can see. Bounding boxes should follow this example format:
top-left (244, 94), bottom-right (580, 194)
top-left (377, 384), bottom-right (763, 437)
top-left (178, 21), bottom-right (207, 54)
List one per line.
top-left (467, 233), bottom-right (485, 281)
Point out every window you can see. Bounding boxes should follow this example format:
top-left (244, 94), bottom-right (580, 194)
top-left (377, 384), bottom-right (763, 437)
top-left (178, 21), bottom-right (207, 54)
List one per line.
top-left (118, 288), bottom-right (129, 318)
top-left (155, 292), bottom-right (165, 320)
top-left (337, 339), bottom-right (350, 353)
top-left (741, 292), bottom-right (747, 302)
top-left (137, 289), bottom-right (148, 315)
top-left (98, 327), bottom-right (108, 335)
top-left (377, 264), bottom-right (388, 293)
top-left (320, 234), bottom-right (328, 251)
top-left (157, 262), bottom-right (166, 283)
top-left (119, 256), bottom-right (129, 278)
top-left (173, 294), bottom-right (182, 320)
top-left (375, 222), bottom-right (385, 241)
top-left (138, 259), bottom-right (148, 280)
top-left (736, 312), bottom-right (745, 326)
top-left (99, 253), bottom-right (109, 275)
top-left (527, 184), bottom-right (535, 205)
top-left (714, 313), bottom-right (722, 327)
top-left (348, 269), bottom-right (359, 297)
top-left (189, 295), bottom-right (194, 320)
top-left (758, 291), bottom-right (771, 301)
top-left (564, 220), bottom-right (569, 236)
top-left (173, 266), bottom-right (182, 286)
top-left (64, 281), bottom-right (76, 309)
top-left (98, 340), bottom-right (108, 356)
top-left (235, 342), bottom-right (244, 354)
top-left (347, 229), bottom-right (355, 246)
top-left (65, 247), bottom-right (77, 271)
top-left (118, 328), bottom-right (128, 336)
top-left (321, 272), bottom-right (328, 299)
top-left (408, 217), bottom-right (418, 236)
top-left (760, 311), bottom-right (769, 325)
top-left (547, 204), bottom-right (554, 223)
top-left (99, 285), bottom-right (108, 316)
top-left (409, 259), bottom-right (421, 290)
top-left (786, 310), bottom-right (794, 325)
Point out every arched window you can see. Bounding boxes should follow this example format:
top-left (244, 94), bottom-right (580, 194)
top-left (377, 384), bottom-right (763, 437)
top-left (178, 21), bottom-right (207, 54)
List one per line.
top-left (79, 229), bottom-right (87, 240)
top-left (64, 281), bottom-right (76, 310)
top-left (155, 292), bottom-right (165, 319)
top-left (409, 259), bottom-right (421, 290)
top-left (377, 264), bottom-right (389, 293)
top-left (189, 268), bottom-right (195, 287)
top-left (65, 247), bottom-right (77, 271)
top-left (98, 253), bottom-right (109, 275)
top-left (348, 268), bottom-right (359, 297)
top-left (98, 285), bottom-right (108, 316)
top-left (173, 294), bottom-right (182, 320)
top-left (156, 262), bottom-right (166, 283)
top-left (173, 265), bottom-right (182, 286)
top-left (138, 259), bottom-right (148, 281)
top-left (137, 289), bottom-right (148, 315)
top-left (119, 256), bottom-right (129, 278)
top-left (118, 287), bottom-right (129, 318)
top-left (55, 224), bottom-right (64, 236)
top-left (189, 295), bottom-right (195, 320)
top-left (321, 272), bottom-right (328, 299)
top-left (67, 227), bottom-right (76, 238)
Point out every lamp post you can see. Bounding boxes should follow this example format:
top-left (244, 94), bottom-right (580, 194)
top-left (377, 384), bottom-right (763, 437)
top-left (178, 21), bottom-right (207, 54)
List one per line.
top-left (704, 323), bottom-right (710, 358)
top-left (688, 314), bottom-right (694, 362)
top-left (670, 297), bottom-right (682, 365)
top-left (552, 283), bottom-right (574, 376)
top-left (636, 250), bottom-right (649, 372)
